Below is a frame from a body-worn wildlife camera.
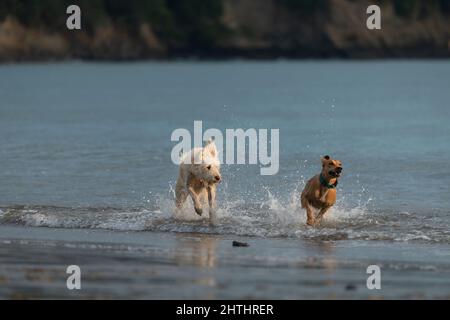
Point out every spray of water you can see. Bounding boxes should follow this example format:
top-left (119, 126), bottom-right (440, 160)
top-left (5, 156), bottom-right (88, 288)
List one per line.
top-left (1, 182), bottom-right (447, 243)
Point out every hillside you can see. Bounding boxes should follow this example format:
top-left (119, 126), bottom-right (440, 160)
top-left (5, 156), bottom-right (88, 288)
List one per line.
top-left (0, 0), bottom-right (449, 61)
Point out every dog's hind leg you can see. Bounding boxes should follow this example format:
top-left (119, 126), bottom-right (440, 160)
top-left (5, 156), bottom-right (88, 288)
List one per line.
top-left (175, 181), bottom-right (189, 213)
top-left (207, 185), bottom-right (217, 225)
top-left (175, 187), bottom-right (188, 212)
top-left (305, 203), bottom-right (316, 226)
top-left (175, 166), bottom-right (188, 212)
top-left (301, 194), bottom-right (316, 226)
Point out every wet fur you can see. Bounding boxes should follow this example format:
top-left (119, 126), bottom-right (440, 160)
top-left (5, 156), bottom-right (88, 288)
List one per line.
top-left (301, 155), bottom-right (343, 226)
top-left (175, 140), bottom-right (221, 224)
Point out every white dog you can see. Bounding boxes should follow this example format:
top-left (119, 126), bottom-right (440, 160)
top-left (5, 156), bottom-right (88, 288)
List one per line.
top-left (175, 139), bottom-right (221, 224)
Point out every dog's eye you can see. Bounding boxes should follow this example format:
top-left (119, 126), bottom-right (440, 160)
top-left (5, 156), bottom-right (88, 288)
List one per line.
top-left (207, 165), bottom-right (211, 170)
top-left (329, 162), bottom-right (334, 166)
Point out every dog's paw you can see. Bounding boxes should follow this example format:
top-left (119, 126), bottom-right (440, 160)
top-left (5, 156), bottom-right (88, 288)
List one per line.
top-left (314, 217), bottom-right (324, 226)
top-left (195, 207), bottom-right (203, 216)
top-left (306, 219), bottom-right (316, 227)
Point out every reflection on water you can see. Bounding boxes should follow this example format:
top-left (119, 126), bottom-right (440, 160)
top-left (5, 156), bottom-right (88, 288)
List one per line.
top-left (307, 239), bottom-right (336, 254)
top-left (175, 234), bottom-right (217, 268)
top-left (303, 240), bottom-right (338, 289)
top-left (174, 234), bottom-right (218, 294)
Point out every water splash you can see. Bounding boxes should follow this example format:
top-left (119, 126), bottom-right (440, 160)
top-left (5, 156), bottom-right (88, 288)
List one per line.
top-left (0, 187), bottom-right (447, 243)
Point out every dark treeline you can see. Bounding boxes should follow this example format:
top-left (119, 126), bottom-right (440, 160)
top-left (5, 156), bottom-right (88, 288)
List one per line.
top-left (0, 0), bottom-right (449, 61)
top-left (0, 0), bottom-right (228, 51)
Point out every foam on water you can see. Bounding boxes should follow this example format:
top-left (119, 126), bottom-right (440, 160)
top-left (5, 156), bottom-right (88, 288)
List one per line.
top-left (1, 187), bottom-right (448, 244)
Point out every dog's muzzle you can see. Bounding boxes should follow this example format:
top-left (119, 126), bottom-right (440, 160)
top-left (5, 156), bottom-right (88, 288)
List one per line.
top-left (329, 167), bottom-right (342, 177)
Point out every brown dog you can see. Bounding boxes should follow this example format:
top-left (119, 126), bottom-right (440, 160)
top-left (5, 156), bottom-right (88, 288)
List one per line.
top-left (301, 155), bottom-right (343, 226)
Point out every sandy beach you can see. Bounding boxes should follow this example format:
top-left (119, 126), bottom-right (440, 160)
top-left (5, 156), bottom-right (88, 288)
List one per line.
top-left (1, 225), bottom-right (450, 299)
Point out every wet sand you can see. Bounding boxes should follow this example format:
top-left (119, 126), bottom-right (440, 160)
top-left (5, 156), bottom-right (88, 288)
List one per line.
top-left (1, 225), bottom-right (450, 299)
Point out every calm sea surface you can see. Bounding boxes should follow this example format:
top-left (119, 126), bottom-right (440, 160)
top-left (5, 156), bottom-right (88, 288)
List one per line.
top-left (1, 61), bottom-right (450, 239)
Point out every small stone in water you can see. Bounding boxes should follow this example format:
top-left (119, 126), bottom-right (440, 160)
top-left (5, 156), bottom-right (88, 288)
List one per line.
top-left (232, 241), bottom-right (249, 247)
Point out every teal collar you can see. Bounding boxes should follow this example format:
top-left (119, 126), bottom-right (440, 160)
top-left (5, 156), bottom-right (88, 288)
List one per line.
top-left (320, 174), bottom-right (338, 189)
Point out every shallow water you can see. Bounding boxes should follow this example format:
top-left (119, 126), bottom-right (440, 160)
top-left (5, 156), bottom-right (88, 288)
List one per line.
top-left (1, 225), bottom-right (450, 299)
top-left (0, 61), bottom-right (450, 298)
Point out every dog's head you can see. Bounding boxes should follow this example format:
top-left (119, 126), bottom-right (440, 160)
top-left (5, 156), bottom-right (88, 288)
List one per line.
top-left (191, 140), bottom-right (221, 184)
top-left (321, 155), bottom-right (343, 178)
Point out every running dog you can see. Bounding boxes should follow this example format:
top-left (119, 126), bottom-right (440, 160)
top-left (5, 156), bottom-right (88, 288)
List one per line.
top-left (301, 155), bottom-right (343, 226)
top-left (175, 139), bottom-right (221, 224)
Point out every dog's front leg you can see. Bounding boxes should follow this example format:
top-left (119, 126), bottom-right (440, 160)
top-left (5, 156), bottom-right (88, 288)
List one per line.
top-left (315, 206), bottom-right (331, 224)
top-left (207, 185), bottom-right (217, 225)
top-left (188, 186), bottom-right (203, 215)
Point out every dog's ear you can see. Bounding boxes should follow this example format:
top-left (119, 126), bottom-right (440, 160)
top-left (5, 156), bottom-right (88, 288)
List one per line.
top-left (321, 155), bottom-right (331, 166)
top-left (204, 139), bottom-right (217, 158)
top-left (204, 137), bottom-right (214, 147)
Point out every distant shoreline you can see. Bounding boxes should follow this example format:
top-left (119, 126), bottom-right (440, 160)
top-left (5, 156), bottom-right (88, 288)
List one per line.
top-left (2, 55), bottom-right (450, 65)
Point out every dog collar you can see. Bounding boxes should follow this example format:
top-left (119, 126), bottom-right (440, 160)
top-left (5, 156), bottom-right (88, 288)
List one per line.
top-left (320, 174), bottom-right (338, 189)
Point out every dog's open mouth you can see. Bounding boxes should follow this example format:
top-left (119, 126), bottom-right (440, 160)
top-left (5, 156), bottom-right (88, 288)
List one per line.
top-left (329, 170), bottom-right (342, 178)
top-left (207, 177), bottom-right (221, 185)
